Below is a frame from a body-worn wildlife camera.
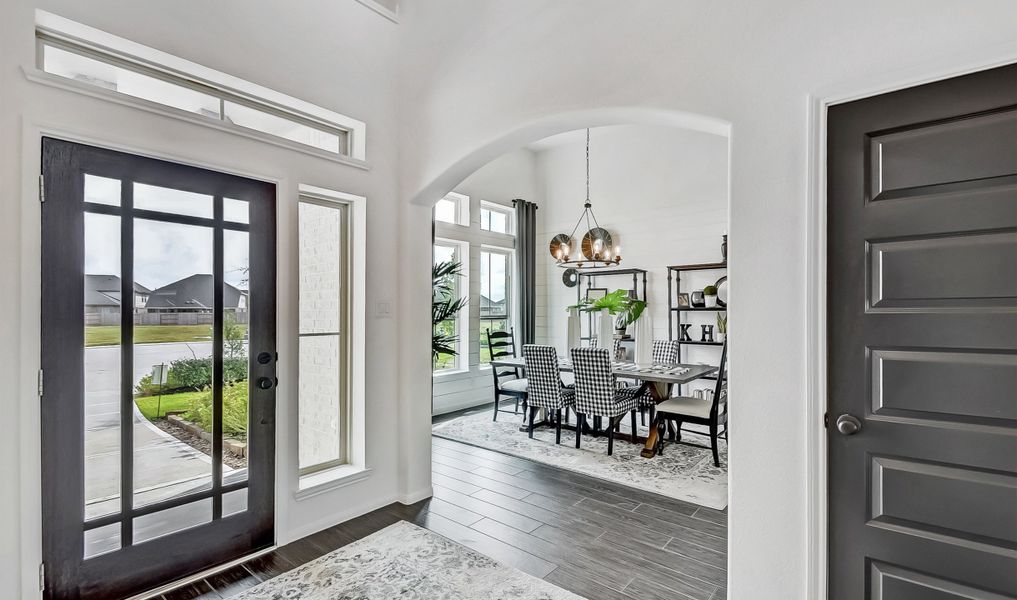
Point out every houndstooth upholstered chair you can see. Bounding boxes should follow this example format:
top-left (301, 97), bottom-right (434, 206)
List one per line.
top-left (569, 347), bottom-right (641, 455)
top-left (522, 345), bottom-right (575, 445)
top-left (638, 339), bottom-right (681, 425)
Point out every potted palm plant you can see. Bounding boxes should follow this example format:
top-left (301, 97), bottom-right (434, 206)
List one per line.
top-left (432, 260), bottom-right (468, 368)
top-left (568, 289), bottom-right (647, 337)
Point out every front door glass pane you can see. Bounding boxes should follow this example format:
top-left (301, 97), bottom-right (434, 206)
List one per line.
top-left (83, 523), bottom-right (121, 559)
top-left (134, 182), bottom-right (213, 219)
top-left (223, 229), bottom-right (250, 483)
top-left (84, 212), bottom-right (122, 521)
top-left (84, 174), bottom-right (121, 207)
top-left (133, 498), bottom-right (213, 545)
top-left (132, 218), bottom-right (213, 510)
top-left (223, 198), bottom-right (249, 224)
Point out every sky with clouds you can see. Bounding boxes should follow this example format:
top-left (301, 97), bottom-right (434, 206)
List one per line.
top-left (84, 176), bottom-right (249, 291)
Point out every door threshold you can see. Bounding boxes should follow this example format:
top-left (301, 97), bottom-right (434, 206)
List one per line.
top-left (128, 545), bottom-right (277, 600)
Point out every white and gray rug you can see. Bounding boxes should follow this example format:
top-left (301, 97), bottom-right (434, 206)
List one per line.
top-left (433, 410), bottom-right (728, 510)
top-left (233, 521), bottom-right (584, 600)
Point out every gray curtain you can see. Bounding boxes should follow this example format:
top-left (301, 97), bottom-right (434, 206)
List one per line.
top-left (513, 199), bottom-right (537, 345)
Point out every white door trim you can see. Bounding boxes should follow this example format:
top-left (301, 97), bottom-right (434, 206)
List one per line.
top-left (804, 43), bottom-right (1017, 600)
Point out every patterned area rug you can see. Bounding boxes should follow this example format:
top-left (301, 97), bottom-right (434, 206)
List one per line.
top-left (232, 521), bottom-right (583, 600)
top-left (433, 409), bottom-right (728, 510)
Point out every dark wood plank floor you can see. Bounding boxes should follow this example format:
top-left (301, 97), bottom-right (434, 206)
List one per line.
top-left (161, 413), bottom-right (728, 600)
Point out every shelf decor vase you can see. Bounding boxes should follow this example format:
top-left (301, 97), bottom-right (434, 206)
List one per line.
top-left (633, 312), bottom-right (653, 364)
top-left (598, 309), bottom-right (614, 349)
top-left (566, 307), bottom-right (581, 350)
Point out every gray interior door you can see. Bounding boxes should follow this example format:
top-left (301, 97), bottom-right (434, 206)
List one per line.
top-left (827, 64), bottom-right (1017, 599)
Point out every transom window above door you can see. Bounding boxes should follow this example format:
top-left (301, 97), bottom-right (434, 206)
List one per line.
top-left (33, 10), bottom-right (367, 162)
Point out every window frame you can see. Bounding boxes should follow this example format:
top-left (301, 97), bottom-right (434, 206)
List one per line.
top-left (296, 195), bottom-right (351, 477)
top-left (478, 246), bottom-right (513, 366)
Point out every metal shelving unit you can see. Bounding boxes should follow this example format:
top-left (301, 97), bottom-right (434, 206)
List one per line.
top-left (667, 261), bottom-right (727, 391)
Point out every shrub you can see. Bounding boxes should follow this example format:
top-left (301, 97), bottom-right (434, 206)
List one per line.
top-left (184, 380), bottom-right (249, 439)
top-left (135, 355), bottom-right (248, 396)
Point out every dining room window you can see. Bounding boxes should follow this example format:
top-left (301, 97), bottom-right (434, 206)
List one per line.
top-left (433, 241), bottom-right (466, 372)
top-left (479, 201), bottom-right (512, 234)
top-left (479, 248), bottom-right (512, 364)
top-left (297, 195), bottom-right (350, 474)
top-left (433, 192), bottom-right (469, 226)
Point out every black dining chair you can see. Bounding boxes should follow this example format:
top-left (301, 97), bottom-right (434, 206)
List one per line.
top-left (653, 342), bottom-right (728, 466)
top-left (522, 345), bottom-right (575, 444)
top-left (638, 339), bottom-right (681, 425)
top-left (570, 347), bottom-right (641, 455)
top-left (487, 328), bottom-right (527, 422)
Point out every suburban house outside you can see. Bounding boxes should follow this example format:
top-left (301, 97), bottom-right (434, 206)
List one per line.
top-left (84, 274), bottom-right (150, 325)
top-left (144, 273), bottom-right (248, 325)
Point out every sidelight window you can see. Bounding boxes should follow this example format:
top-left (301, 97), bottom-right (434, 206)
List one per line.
top-left (297, 196), bottom-right (351, 474)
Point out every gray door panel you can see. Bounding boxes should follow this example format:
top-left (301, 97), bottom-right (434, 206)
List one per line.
top-left (828, 64), bottom-right (1017, 599)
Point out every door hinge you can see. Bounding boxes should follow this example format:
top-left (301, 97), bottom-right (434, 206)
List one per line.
top-left (38, 369), bottom-right (44, 397)
top-left (39, 562), bottom-right (45, 591)
top-left (39, 174), bottom-right (45, 203)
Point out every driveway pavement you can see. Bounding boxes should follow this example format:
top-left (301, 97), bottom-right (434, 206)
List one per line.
top-left (84, 342), bottom-right (246, 553)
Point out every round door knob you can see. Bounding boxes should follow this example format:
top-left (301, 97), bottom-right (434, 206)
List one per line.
top-left (256, 377), bottom-right (274, 390)
top-left (836, 414), bottom-right (861, 436)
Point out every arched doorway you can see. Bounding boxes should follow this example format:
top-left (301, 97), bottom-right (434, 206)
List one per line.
top-left (401, 108), bottom-right (735, 599)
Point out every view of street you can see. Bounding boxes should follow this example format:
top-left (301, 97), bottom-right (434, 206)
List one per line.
top-left (84, 341), bottom-right (246, 556)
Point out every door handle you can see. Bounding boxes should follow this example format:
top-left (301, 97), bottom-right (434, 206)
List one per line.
top-left (835, 414), bottom-right (861, 436)
top-left (256, 377), bottom-right (275, 390)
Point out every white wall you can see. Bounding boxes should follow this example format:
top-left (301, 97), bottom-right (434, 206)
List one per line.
top-left (0, 1), bottom-right (408, 596)
top-left (395, 2), bottom-right (1017, 598)
top-left (534, 125), bottom-right (728, 390)
top-left (432, 148), bottom-right (540, 415)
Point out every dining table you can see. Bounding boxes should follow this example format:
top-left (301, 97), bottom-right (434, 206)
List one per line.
top-left (490, 356), bottom-right (717, 458)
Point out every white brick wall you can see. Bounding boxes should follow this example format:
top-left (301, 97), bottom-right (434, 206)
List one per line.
top-left (298, 202), bottom-right (345, 468)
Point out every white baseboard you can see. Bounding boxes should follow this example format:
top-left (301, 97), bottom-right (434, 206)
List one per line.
top-left (399, 487), bottom-right (434, 505)
top-left (432, 397), bottom-right (491, 416)
top-left (283, 493), bottom-right (400, 543)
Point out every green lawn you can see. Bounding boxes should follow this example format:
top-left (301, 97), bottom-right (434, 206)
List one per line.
top-left (134, 390), bottom-right (205, 420)
top-left (85, 325), bottom-right (246, 347)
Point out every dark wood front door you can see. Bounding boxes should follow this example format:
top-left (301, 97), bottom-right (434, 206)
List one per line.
top-left (41, 138), bottom-right (277, 599)
top-left (827, 64), bottom-right (1017, 599)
